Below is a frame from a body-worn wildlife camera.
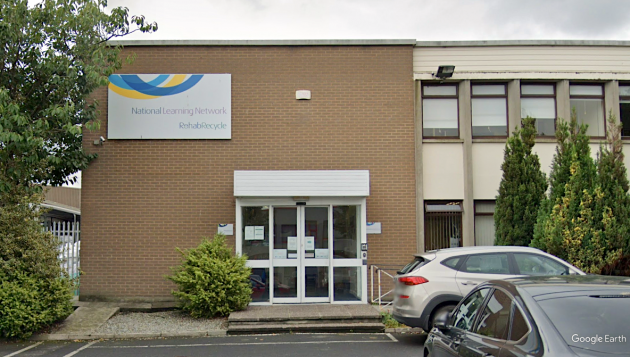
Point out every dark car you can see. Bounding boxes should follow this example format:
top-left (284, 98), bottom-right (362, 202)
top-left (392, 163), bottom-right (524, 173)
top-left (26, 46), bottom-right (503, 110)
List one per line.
top-left (424, 275), bottom-right (630, 356)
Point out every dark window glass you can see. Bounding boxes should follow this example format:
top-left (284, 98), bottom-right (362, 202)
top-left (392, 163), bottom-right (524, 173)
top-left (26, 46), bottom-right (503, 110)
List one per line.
top-left (475, 289), bottom-right (511, 340)
top-left (510, 305), bottom-right (529, 341)
top-left (452, 288), bottom-right (490, 331)
top-left (461, 254), bottom-right (510, 274)
top-left (538, 295), bottom-right (630, 354)
top-left (242, 206), bottom-right (269, 260)
top-left (442, 257), bottom-right (462, 270)
top-left (425, 202), bottom-right (462, 250)
top-left (514, 253), bottom-right (569, 276)
top-left (619, 85), bottom-right (630, 137)
top-left (399, 257), bottom-right (428, 274)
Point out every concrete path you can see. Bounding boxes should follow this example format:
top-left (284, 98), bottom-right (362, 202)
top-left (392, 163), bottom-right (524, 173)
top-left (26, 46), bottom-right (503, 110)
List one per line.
top-left (54, 304), bottom-right (120, 335)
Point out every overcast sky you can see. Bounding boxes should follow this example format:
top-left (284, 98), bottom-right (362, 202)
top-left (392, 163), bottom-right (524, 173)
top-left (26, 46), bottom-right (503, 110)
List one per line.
top-left (107, 0), bottom-right (630, 41)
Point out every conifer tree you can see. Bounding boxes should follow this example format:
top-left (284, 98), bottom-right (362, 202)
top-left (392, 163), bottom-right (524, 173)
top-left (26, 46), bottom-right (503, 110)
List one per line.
top-left (494, 117), bottom-right (547, 246)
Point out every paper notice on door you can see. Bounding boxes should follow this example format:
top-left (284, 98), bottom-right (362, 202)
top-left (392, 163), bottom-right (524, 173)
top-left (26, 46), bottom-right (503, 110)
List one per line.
top-left (315, 249), bottom-right (329, 259)
top-left (287, 236), bottom-right (298, 251)
top-left (273, 249), bottom-right (287, 259)
top-left (244, 226), bottom-right (255, 240)
top-left (305, 236), bottom-right (315, 251)
top-left (254, 226), bottom-right (265, 240)
top-left (288, 252), bottom-right (298, 259)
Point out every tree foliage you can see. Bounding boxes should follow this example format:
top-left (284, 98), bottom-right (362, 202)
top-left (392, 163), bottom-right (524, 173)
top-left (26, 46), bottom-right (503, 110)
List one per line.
top-left (532, 112), bottom-right (630, 275)
top-left (0, 187), bottom-right (74, 339)
top-left (494, 117), bottom-right (547, 246)
top-left (0, 0), bottom-right (157, 193)
top-left (531, 110), bottom-right (597, 255)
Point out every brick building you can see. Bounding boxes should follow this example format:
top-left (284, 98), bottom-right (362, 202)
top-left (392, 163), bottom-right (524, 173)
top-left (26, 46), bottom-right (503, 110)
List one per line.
top-left (81, 40), bottom-right (418, 304)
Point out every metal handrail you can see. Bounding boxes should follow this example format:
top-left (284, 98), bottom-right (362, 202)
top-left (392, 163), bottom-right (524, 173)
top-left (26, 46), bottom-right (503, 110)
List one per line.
top-left (370, 264), bottom-right (400, 307)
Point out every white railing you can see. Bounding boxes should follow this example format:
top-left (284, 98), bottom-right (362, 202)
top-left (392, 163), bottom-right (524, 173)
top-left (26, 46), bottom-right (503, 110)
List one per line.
top-left (46, 221), bottom-right (80, 287)
top-left (370, 265), bottom-right (399, 307)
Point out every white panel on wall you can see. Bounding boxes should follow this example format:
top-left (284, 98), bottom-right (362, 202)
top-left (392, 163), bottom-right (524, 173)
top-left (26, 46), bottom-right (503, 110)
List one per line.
top-left (532, 143), bottom-right (557, 178)
top-left (234, 170), bottom-right (369, 197)
top-left (414, 46), bottom-right (630, 74)
top-left (472, 143), bottom-right (504, 199)
top-left (423, 143), bottom-right (464, 199)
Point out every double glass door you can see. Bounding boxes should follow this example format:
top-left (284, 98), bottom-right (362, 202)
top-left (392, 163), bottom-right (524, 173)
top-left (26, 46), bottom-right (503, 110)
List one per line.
top-left (273, 206), bottom-right (330, 303)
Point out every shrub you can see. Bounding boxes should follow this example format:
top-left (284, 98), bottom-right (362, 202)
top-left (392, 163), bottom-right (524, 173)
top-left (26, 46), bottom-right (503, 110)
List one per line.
top-left (0, 271), bottom-right (74, 339)
top-left (494, 117), bottom-right (547, 246)
top-left (0, 189), bottom-right (74, 339)
top-left (168, 234), bottom-right (252, 318)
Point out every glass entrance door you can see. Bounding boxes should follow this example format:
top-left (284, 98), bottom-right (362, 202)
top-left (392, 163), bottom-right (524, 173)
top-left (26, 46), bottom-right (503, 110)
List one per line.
top-left (271, 206), bottom-right (330, 303)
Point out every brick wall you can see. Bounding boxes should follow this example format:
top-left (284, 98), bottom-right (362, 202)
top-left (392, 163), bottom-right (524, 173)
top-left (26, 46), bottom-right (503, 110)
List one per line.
top-left (81, 45), bottom-right (416, 301)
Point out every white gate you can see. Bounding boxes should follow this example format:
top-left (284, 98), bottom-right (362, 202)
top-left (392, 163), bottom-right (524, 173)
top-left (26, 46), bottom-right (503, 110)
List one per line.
top-left (46, 221), bottom-right (80, 293)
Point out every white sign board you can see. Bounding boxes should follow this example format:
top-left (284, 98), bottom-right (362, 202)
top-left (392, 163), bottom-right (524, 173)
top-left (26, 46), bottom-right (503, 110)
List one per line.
top-left (273, 249), bottom-right (287, 259)
top-left (108, 74), bottom-right (231, 139)
top-left (254, 226), bottom-right (265, 240)
top-left (287, 236), bottom-right (298, 251)
top-left (305, 236), bottom-right (315, 251)
top-left (217, 224), bottom-right (233, 236)
top-left (366, 222), bottom-right (382, 234)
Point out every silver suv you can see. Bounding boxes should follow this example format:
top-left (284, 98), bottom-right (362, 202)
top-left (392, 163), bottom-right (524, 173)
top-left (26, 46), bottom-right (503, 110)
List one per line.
top-left (391, 246), bottom-right (584, 331)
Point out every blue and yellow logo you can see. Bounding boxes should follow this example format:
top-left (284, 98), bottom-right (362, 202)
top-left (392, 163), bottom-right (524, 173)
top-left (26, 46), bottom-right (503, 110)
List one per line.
top-left (108, 74), bottom-right (203, 100)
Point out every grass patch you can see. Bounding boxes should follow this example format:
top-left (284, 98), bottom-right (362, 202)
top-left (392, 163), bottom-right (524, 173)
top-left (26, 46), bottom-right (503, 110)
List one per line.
top-left (380, 311), bottom-right (407, 328)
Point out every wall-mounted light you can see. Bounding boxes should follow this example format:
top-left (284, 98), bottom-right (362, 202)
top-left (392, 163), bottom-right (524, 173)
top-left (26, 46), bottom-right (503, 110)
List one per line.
top-left (434, 65), bottom-right (455, 79)
top-left (93, 136), bottom-right (106, 146)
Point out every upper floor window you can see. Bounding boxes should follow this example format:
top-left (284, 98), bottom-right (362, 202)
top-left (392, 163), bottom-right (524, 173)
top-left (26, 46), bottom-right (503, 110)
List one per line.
top-left (472, 84), bottom-right (508, 137)
top-left (619, 85), bottom-right (630, 138)
top-left (422, 84), bottom-right (459, 138)
top-left (521, 84), bottom-right (556, 137)
top-left (570, 84), bottom-right (605, 137)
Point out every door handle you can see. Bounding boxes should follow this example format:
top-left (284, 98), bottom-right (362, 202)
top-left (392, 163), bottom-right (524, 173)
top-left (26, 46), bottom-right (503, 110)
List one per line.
top-left (461, 281), bottom-right (477, 286)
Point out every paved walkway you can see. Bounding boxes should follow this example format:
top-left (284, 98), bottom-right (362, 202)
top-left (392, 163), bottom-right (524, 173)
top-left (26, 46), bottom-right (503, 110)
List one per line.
top-left (229, 304), bottom-right (381, 322)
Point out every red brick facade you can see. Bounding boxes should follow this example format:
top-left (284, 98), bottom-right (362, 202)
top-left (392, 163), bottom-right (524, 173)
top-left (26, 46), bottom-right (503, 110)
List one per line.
top-left (81, 45), bottom-right (416, 301)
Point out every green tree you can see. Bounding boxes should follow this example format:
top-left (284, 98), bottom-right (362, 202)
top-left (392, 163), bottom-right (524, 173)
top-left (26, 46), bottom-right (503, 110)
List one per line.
top-left (593, 114), bottom-right (630, 275)
top-left (0, 0), bottom-right (157, 194)
top-left (531, 111), bottom-right (597, 257)
top-left (494, 117), bottom-right (547, 246)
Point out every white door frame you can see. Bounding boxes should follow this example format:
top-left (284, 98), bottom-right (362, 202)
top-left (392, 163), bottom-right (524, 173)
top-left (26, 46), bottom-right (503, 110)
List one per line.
top-left (236, 197), bottom-right (368, 305)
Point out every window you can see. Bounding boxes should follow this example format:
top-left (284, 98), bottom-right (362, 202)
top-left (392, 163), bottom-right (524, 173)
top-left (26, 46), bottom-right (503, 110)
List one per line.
top-left (442, 256), bottom-right (463, 270)
top-left (452, 288), bottom-right (490, 331)
top-left (570, 84), bottom-right (605, 136)
top-left (422, 84), bottom-right (459, 138)
top-left (461, 253), bottom-right (510, 274)
top-left (619, 85), bottom-right (630, 138)
top-left (472, 84), bottom-right (508, 137)
top-left (513, 253), bottom-right (569, 276)
top-left (474, 201), bottom-right (495, 246)
top-left (475, 289), bottom-right (512, 340)
top-left (521, 84), bottom-right (556, 136)
top-left (509, 306), bottom-right (529, 341)
top-left (424, 202), bottom-right (462, 251)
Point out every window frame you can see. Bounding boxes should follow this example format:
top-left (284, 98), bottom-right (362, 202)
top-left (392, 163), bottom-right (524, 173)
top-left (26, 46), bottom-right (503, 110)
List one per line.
top-left (569, 83), bottom-right (606, 138)
top-left (422, 83), bottom-right (460, 139)
top-left (424, 201), bottom-right (463, 251)
top-left (474, 200), bottom-right (496, 246)
top-left (520, 82), bottom-right (557, 137)
top-left (618, 83), bottom-right (630, 139)
top-left (471, 83), bottom-right (509, 139)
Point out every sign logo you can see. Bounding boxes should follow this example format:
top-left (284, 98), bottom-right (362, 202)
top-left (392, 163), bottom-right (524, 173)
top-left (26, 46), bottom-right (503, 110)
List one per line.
top-left (107, 73), bottom-right (231, 139)
top-left (108, 74), bottom-right (204, 100)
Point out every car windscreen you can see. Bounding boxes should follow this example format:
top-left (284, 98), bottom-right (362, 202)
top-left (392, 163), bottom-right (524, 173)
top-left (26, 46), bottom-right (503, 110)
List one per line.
top-left (398, 257), bottom-right (428, 275)
top-left (537, 294), bottom-right (630, 354)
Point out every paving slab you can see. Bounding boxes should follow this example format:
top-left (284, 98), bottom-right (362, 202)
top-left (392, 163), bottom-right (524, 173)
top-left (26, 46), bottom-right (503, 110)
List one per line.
top-left (53, 304), bottom-right (120, 335)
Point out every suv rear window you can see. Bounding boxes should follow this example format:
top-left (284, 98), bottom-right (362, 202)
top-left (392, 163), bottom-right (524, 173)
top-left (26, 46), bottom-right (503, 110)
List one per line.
top-left (398, 257), bottom-right (428, 274)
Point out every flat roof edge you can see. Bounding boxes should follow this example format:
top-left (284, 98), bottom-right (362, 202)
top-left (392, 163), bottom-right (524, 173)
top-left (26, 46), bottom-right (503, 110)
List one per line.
top-left (107, 39), bottom-right (417, 46)
top-left (415, 40), bottom-right (630, 47)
